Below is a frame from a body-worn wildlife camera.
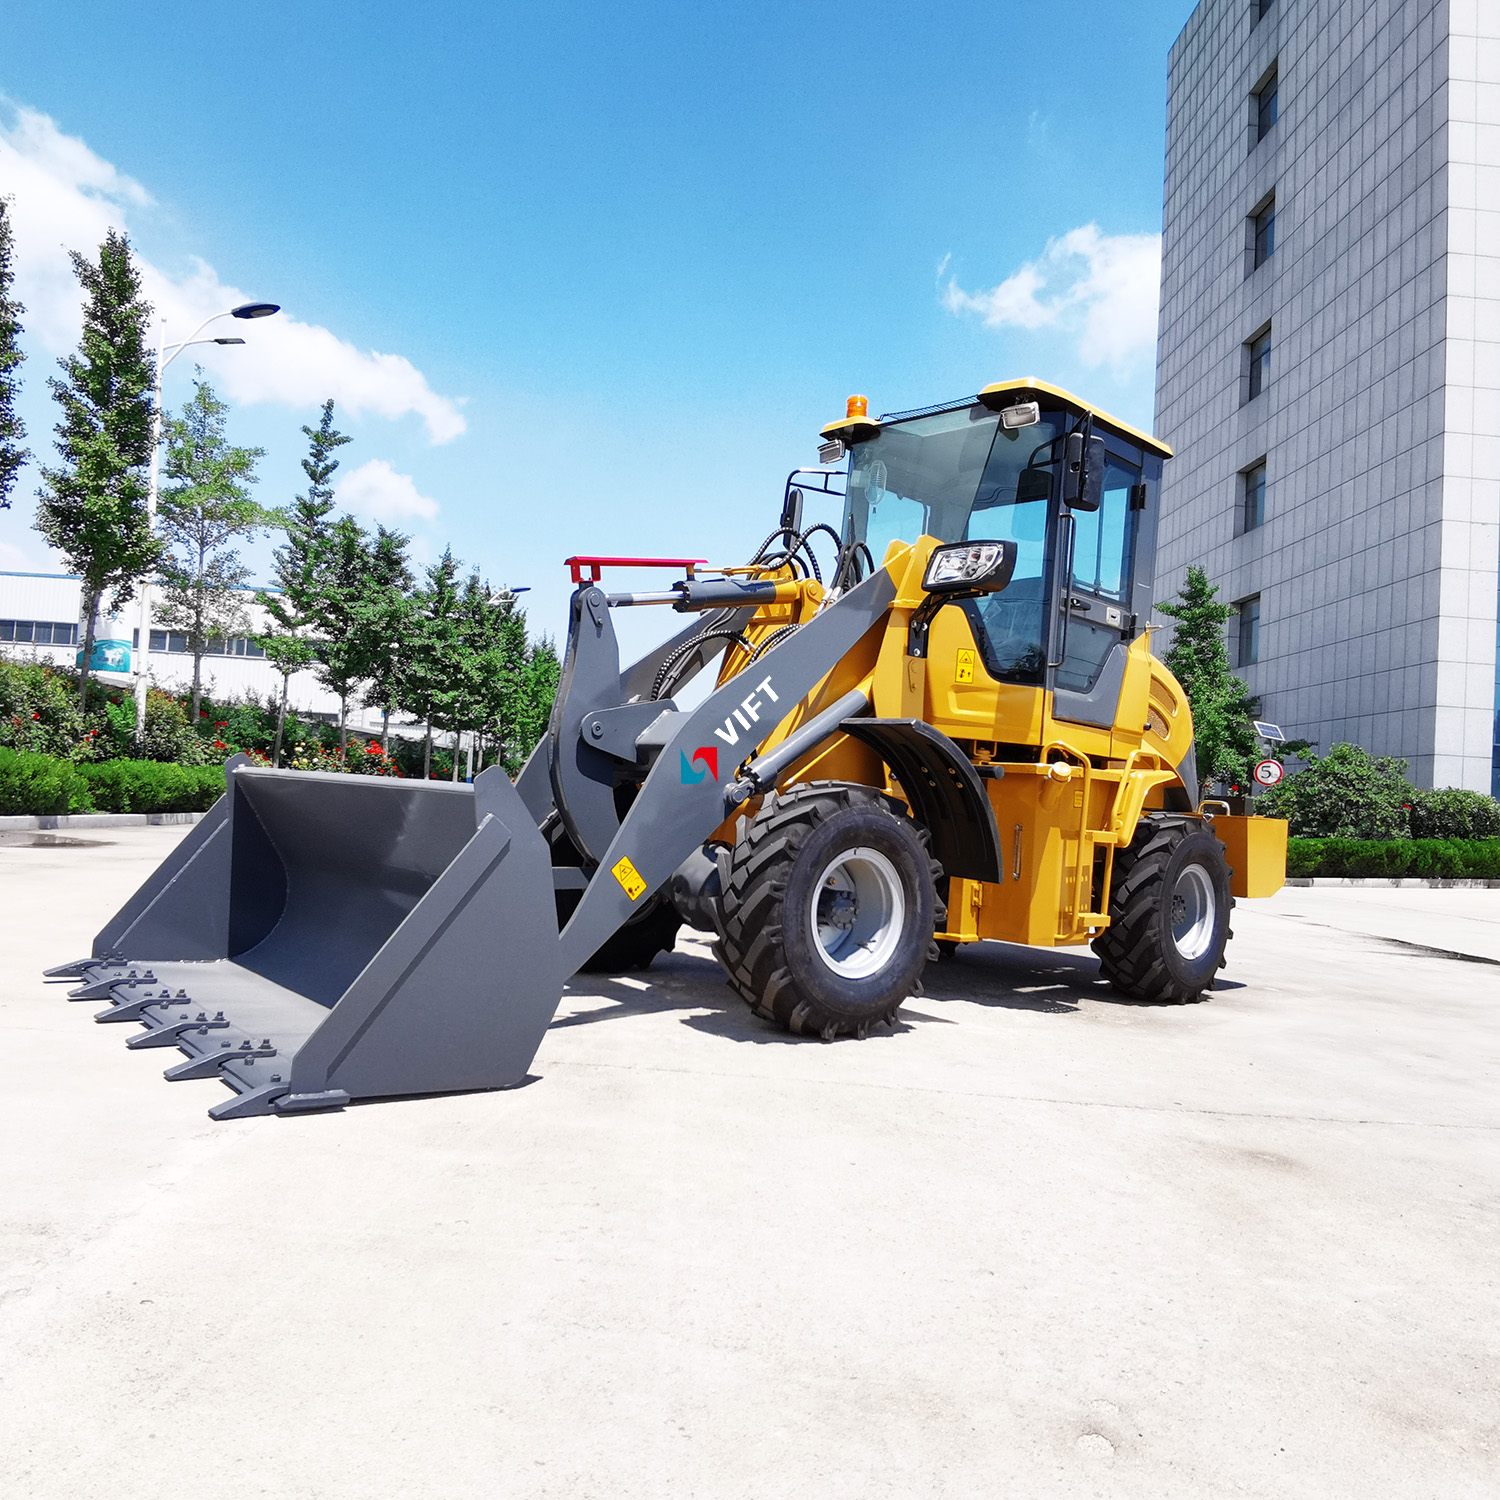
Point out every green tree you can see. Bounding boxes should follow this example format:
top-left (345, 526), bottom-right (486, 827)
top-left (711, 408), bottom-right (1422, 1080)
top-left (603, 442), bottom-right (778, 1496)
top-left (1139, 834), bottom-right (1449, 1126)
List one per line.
top-left (357, 525), bottom-right (415, 750)
top-left (0, 197), bottom-right (28, 510)
top-left (34, 230), bottom-right (160, 709)
top-left (312, 512), bottom-right (374, 751)
top-left (156, 373), bottom-right (267, 722)
top-left (256, 400), bottom-right (349, 764)
top-left (397, 548), bottom-right (465, 777)
top-left (1156, 565), bottom-right (1262, 791)
top-left (446, 572), bottom-right (521, 780)
top-left (473, 602), bottom-right (529, 773)
top-left (518, 635), bottom-right (559, 770)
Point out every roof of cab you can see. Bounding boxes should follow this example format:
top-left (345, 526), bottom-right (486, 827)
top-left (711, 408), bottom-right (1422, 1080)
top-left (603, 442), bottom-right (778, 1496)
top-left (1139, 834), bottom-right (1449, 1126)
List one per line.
top-left (977, 378), bottom-right (1173, 457)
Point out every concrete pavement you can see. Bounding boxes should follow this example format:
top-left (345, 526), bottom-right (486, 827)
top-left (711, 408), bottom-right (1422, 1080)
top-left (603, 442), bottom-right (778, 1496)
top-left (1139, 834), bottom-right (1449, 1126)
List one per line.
top-left (0, 827), bottom-right (1496, 1499)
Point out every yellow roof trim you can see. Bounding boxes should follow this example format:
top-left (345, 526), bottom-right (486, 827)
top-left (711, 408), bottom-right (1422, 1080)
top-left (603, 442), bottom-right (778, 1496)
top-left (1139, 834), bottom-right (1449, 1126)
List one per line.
top-left (978, 377), bottom-right (1173, 458)
top-left (819, 414), bottom-right (882, 442)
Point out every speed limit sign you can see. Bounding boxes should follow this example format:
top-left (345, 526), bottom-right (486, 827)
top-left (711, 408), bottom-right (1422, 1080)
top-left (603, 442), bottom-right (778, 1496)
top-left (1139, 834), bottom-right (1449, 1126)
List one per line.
top-left (1253, 758), bottom-right (1284, 787)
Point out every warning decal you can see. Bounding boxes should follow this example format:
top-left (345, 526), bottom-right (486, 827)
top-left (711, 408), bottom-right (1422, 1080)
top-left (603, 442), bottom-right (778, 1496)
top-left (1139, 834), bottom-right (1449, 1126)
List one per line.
top-left (611, 855), bottom-right (648, 900)
top-left (956, 648), bottom-right (975, 684)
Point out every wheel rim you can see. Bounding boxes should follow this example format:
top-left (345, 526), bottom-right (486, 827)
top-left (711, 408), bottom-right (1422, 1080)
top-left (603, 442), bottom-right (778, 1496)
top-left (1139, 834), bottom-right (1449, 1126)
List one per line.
top-left (809, 846), bottom-right (906, 980)
top-left (1170, 863), bottom-right (1216, 961)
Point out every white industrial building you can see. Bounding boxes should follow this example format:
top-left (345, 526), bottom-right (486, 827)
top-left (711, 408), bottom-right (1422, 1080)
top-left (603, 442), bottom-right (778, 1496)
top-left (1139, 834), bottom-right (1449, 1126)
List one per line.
top-left (1156, 0), bottom-right (1500, 792)
top-left (0, 569), bottom-right (370, 725)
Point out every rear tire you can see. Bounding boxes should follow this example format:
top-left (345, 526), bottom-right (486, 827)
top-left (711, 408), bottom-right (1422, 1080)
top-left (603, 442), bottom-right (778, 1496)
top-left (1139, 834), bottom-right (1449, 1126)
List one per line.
top-left (717, 782), bottom-right (941, 1038)
top-left (1092, 815), bottom-right (1233, 1003)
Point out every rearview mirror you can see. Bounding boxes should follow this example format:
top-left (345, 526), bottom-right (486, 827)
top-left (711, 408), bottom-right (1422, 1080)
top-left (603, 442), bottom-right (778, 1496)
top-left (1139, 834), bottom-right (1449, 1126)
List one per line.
top-left (1015, 466), bottom-right (1053, 504)
top-left (1062, 431), bottom-right (1105, 511)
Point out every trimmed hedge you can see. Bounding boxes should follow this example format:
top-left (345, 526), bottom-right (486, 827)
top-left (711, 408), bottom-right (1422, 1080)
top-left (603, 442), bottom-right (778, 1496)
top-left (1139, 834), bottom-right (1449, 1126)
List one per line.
top-left (0, 748), bottom-right (226, 816)
top-left (1287, 837), bottom-right (1500, 880)
top-left (79, 760), bottom-right (225, 814)
top-left (0, 747), bottom-right (93, 815)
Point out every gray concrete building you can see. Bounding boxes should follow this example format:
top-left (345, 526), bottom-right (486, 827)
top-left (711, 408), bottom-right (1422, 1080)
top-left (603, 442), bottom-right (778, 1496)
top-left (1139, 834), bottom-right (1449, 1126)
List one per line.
top-left (1155, 0), bottom-right (1500, 793)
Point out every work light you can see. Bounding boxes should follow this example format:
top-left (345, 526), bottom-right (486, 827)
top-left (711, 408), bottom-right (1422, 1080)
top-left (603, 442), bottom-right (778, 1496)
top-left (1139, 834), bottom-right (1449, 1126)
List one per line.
top-left (922, 541), bottom-right (1016, 595)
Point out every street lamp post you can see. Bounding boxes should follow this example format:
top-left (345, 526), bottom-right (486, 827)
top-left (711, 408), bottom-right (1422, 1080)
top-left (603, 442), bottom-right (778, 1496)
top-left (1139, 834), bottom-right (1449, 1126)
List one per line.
top-left (133, 301), bottom-right (280, 737)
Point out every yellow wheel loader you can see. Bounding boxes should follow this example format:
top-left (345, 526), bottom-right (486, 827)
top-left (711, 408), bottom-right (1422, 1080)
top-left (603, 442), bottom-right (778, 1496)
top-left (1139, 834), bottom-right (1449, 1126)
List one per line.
top-left (48, 379), bottom-right (1287, 1118)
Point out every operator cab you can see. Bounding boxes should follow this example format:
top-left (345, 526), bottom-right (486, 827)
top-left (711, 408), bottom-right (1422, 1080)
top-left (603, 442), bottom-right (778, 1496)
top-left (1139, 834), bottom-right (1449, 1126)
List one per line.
top-left (825, 380), bottom-right (1171, 726)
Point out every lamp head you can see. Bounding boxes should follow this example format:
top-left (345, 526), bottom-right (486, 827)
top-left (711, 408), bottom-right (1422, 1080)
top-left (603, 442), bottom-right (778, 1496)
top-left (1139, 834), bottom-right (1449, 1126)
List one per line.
top-left (231, 301), bottom-right (280, 319)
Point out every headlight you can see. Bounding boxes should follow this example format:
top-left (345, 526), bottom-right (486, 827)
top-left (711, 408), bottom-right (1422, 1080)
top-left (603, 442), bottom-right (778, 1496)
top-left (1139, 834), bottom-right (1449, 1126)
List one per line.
top-left (921, 541), bottom-right (1016, 595)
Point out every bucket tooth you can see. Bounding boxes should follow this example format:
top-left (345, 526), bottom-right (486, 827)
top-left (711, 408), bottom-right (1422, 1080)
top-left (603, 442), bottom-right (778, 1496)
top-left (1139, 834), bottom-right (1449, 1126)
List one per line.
top-left (164, 1040), bottom-right (275, 1081)
top-left (69, 971), bottom-right (157, 1002)
top-left (45, 953), bottom-right (124, 979)
top-left (125, 1015), bottom-right (229, 1050)
top-left (95, 989), bottom-right (179, 1023)
top-left (207, 1082), bottom-right (291, 1121)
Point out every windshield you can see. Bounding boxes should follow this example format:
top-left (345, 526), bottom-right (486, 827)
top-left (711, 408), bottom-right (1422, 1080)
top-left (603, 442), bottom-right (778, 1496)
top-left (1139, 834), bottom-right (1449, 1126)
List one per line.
top-left (845, 403), bottom-right (1066, 563)
top-left (844, 403), bottom-right (1068, 682)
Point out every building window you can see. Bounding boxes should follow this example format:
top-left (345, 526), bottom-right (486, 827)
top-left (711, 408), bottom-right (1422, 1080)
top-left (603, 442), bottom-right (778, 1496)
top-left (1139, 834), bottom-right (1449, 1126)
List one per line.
top-left (1241, 460), bottom-right (1267, 531)
top-left (0, 619), bottom-right (80, 646)
top-left (1254, 0), bottom-right (1274, 24)
top-left (1254, 66), bottom-right (1279, 144)
top-left (1245, 326), bottom-right (1271, 402)
top-left (1251, 196), bottom-right (1276, 269)
top-left (147, 630), bottom-right (265, 658)
top-left (1236, 596), bottom-right (1261, 666)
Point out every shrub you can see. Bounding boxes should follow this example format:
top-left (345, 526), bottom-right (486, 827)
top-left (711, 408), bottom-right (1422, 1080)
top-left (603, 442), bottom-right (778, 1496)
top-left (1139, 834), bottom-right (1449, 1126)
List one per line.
top-left (78, 759), bottom-right (226, 813)
top-left (135, 690), bottom-right (212, 766)
top-left (1286, 837), bottom-right (1500, 879)
top-left (282, 736), bottom-right (404, 776)
top-left (1408, 787), bottom-right (1500, 840)
top-left (0, 656), bottom-right (94, 759)
top-left (0, 746), bottom-right (94, 814)
top-left (1257, 743), bottom-right (1413, 838)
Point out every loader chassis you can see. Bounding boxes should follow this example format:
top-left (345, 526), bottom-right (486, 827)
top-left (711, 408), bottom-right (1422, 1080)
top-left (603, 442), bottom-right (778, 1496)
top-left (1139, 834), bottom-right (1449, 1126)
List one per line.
top-left (50, 380), bottom-right (1284, 1118)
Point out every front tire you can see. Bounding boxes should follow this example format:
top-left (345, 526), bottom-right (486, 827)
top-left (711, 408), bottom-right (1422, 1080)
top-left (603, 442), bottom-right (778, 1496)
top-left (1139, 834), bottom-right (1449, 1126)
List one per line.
top-left (717, 782), bottom-right (940, 1038)
top-left (558, 890), bottom-right (683, 973)
top-left (1092, 815), bottom-right (1233, 1003)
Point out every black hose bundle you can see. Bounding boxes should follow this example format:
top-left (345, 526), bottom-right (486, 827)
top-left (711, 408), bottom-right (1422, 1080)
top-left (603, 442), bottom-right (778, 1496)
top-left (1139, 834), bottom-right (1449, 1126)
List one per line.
top-left (651, 627), bottom-right (751, 700)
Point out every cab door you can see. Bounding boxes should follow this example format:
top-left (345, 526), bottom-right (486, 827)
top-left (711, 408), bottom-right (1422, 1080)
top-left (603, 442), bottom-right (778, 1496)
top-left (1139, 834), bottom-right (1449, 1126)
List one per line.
top-left (1050, 441), bottom-right (1144, 727)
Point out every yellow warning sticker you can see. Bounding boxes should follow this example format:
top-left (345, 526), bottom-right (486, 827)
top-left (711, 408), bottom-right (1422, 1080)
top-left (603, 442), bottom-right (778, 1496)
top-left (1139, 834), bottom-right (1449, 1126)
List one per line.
top-left (955, 648), bottom-right (976, 685)
top-left (611, 855), bottom-right (647, 901)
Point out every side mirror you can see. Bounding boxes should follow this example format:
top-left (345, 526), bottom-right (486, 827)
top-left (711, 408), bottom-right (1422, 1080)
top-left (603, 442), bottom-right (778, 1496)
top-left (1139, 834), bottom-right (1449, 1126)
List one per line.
top-left (780, 484), bottom-right (804, 535)
top-left (1061, 431), bottom-right (1105, 511)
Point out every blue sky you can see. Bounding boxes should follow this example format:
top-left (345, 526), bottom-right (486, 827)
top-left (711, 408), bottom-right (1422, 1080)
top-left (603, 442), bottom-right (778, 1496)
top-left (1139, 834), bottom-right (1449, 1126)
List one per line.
top-left (1, 0), bottom-right (1194, 650)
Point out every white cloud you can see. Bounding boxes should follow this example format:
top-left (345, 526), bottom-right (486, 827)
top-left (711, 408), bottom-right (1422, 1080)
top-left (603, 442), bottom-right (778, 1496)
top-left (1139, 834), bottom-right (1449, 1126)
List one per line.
top-left (0, 536), bottom-right (46, 571)
top-left (942, 224), bottom-right (1162, 369)
top-left (0, 101), bottom-right (466, 444)
top-left (335, 459), bottom-right (440, 524)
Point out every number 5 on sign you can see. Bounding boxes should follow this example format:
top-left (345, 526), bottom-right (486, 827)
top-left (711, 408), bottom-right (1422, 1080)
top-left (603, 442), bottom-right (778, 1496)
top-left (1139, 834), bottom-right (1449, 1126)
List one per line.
top-left (1253, 759), bottom-right (1284, 787)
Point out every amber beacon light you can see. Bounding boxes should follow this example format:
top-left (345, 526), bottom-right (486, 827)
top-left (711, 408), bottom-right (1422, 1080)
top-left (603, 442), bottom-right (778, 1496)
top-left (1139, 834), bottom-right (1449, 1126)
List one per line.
top-left (820, 391), bottom-right (881, 444)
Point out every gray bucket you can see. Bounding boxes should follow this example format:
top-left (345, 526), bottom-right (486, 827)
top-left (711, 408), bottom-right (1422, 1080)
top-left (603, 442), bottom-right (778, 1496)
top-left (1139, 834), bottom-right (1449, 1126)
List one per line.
top-left (49, 759), bottom-right (559, 1119)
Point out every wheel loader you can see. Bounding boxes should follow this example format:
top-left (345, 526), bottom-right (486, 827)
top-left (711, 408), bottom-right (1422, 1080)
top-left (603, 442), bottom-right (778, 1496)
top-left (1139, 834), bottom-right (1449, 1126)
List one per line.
top-left (48, 378), bottom-right (1288, 1119)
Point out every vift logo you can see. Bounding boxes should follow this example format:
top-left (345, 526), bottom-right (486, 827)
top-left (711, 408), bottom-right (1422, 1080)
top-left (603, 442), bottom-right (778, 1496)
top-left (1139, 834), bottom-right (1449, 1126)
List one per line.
top-left (680, 746), bottom-right (718, 784)
top-left (711, 675), bottom-right (780, 748)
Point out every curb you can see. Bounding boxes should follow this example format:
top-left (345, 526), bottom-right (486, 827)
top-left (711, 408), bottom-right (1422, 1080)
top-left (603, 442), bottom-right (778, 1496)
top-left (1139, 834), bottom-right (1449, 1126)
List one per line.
top-left (1285, 877), bottom-right (1500, 889)
top-left (0, 812), bottom-right (206, 830)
